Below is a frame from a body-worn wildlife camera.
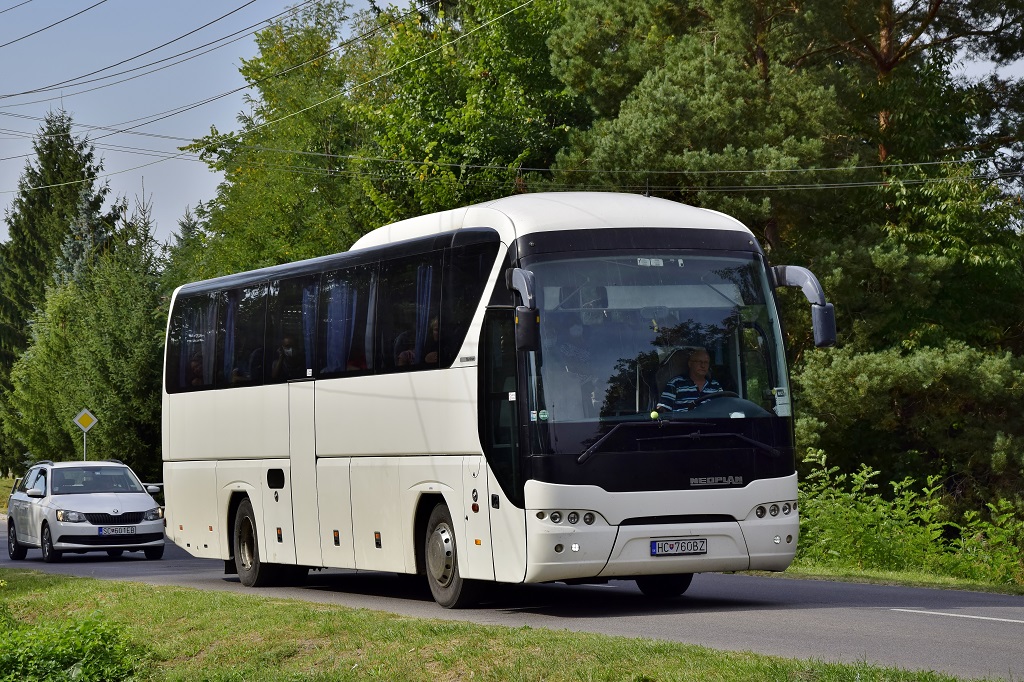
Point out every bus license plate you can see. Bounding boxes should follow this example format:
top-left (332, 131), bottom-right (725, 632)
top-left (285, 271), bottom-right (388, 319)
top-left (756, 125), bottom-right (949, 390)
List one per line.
top-left (99, 526), bottom-right (136, 536)
top-left (651, 538), bottom-right (707, 556)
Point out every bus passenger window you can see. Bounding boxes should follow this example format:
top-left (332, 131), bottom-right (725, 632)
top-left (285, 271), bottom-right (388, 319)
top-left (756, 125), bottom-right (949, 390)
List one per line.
top-left (166, 292), bottom-right (218, 392)
top-left (377, 252), bottom-right (442, 371)
top-left (218, 284), bottom-right (267, 388)
top-left (318, 266), bottom-right (373, 377)
top-left (442, 239), bottom-right (499, 366)
top-left (266, 275), bottom-right (318, 382)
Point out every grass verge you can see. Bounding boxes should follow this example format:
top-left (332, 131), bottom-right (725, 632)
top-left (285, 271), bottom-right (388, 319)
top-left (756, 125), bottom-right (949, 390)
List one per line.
top-left (0, 568), bottom-right (990, 682)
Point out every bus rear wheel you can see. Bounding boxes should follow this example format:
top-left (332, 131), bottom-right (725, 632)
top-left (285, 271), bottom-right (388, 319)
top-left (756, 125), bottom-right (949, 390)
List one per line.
top-left (636, 573), bottom-right (693, 598)
top-left (233, 498), bottom-right (279, 587)
top-left (424, 503), bottom-right (478, 608)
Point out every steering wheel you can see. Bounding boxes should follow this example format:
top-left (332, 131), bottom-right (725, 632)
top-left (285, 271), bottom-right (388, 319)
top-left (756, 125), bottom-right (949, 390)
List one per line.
top-left (692, 391), bottom-right (739, 406)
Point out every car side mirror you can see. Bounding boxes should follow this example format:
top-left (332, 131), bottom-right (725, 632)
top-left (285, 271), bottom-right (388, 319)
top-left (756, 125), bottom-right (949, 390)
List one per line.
top-left (146, 485), bottom-right (161, 494)
top-left (27, 487), bottom-right (45, 498)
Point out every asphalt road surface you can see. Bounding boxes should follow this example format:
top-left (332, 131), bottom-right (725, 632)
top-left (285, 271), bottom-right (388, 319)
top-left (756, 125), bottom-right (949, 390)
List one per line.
top-left (3, 537), bottom-right (1023, 681)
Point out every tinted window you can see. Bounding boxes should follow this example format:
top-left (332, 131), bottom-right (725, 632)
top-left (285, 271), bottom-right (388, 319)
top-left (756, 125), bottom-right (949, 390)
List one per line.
top-left (441, 240), bottom-right (499, 365)
top-left (266, 275), bottom-right (318, 382)
top-left (218, 284), bottom-right (267, 387)
top-left (166, 292), bottom-right (219, 392)
top-left (376, 251), bottom-right (443, 371)
top-left (318, 266), bottom-right (374, 378)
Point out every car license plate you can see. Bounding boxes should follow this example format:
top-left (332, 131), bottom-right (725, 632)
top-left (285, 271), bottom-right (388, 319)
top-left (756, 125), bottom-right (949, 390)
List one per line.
top-left (99, 526), bottom-right (136, 536)
top-left (651, 538), bottom-right (707, 556)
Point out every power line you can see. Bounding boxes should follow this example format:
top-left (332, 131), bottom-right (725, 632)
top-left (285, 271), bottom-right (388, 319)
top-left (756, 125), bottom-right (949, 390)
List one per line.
top-left (0, 0), bottom-right (108, 50)
top-left (0, 0), bottom-right (36, 16)
top-left (2, 0), bottom-right (261, 97)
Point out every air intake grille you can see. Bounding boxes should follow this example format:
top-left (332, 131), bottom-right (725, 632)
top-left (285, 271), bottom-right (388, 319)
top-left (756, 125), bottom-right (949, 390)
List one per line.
top-left (84, 512), bottom-right (145, 525)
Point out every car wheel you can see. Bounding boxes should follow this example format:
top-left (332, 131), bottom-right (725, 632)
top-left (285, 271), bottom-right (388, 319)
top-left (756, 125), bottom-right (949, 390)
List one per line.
top-left (144, 545), bottom-right (164, 560)
top-left (107, 549), bottom-right (124, 558)
top-left (233, 498), bottom-right (279, 586)
top-left (41, 524), bottom-right (62, 563)
top-left (635, 573), bottom-right (693, 598)
top-left (7, 522), bottom-right (27, 560)
top-left (424, 503), bottom-right (478, 608)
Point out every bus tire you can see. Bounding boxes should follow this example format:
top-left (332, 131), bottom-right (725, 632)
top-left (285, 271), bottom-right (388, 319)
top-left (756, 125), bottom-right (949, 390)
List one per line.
top-left (635, 573), bottom-right (693, 598)
top-left (41, 523), bottom-right (62, 563)
top-left (424, 503), bottom-right (478, 608)
top-left (233, 498), bottom-right (279, 587)
top-left (8, 522), bottom-right (27, 560)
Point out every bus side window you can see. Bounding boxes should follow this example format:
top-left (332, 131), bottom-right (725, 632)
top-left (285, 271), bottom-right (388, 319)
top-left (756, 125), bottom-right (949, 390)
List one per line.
top-left (441, 239), bottom-right (500, 366)
top-left (218, 283), bottom-right (268, 388)
top-left (167, 292), bottom-right (219, 392)
top-left (266, 275), bottom-right (318, 382)
top-left (318, 266), bottom-right (374, 378)
top-left (376, 251), bottom-right (442, 372)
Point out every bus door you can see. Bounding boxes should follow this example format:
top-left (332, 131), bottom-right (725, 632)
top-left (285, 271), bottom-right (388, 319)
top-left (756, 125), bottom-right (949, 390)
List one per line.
top-left (289, 380), bottom-right (323, 567)
top-left (481, 312), bottom-right (528, 582)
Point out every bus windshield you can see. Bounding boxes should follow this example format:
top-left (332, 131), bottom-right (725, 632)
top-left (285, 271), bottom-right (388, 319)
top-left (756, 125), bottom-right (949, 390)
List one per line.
top-left (524, 250), bottom-right (790, 455)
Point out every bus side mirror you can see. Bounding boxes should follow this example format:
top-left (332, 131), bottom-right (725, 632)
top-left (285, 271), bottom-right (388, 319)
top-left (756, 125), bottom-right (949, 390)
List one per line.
top-left (509, 267), bottom-right (539, 351)
top-left (772, 265), bottom-right (837, 348)
top-left (812, 303), bottom-right (836, 348)
top-left (515, 306), bottom-right (539, 351)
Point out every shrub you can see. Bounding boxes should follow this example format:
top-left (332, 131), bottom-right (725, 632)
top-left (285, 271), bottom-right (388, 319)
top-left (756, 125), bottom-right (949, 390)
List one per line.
top-left (797, 449), bottom-right (1024, 585)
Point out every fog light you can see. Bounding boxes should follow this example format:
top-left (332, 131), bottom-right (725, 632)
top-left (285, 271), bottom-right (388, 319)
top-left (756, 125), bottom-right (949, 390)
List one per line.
top-left (583, 513), bottom-right (595, 525)
top-left (567, 511), bottom-right (579, 524)
top-left (554, 544), bottom-right (564, 553)
top-left (755, 506), bottom-right (766, 518)
top-left (550, 511), bottom-right (562, 523)
top-left (786, 535), bottom-right (793, 544)
top-left (773, 535), bottom-right (781, 544)
top-left (769, 504), bottom-right (779, 517)
top-left (571, 543), bottom-right (580, 552)
top-left (782, 502), bottom-right (791, 515)
top-left (536, 511), bottom-right (546, 519)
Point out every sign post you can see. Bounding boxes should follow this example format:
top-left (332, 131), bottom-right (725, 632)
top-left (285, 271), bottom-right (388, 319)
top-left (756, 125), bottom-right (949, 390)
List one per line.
top-left (74, 409), bottom-right (97, 461)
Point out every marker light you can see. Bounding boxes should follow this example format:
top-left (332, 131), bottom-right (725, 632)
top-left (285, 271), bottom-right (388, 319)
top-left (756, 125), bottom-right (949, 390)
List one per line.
top-left (755, 506), bottom-right (767, 518)
top-left (769, 504), bottom-right (780, 517)
top-left (583, 513), bottom-right (595, 525)
top-left (567, 511), bottom-right (579, 524)
top-left (549, 511), bottom-right (562, 523)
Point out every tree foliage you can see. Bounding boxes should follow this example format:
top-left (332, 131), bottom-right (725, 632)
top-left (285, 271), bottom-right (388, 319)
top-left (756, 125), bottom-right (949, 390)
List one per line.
top-left (3, 200), bottom-right (166, 480)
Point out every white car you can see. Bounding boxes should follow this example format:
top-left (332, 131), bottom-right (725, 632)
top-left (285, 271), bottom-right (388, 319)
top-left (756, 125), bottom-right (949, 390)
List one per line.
top-left (7, 459), bottom-right (165, 562)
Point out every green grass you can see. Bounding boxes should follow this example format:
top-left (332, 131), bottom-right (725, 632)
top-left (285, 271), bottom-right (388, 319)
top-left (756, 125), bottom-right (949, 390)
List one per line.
top-left (0, 568), bottom-right (991, 681)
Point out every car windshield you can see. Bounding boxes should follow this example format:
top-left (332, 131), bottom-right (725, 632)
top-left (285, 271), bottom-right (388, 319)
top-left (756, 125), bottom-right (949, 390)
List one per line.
top-left (50, 467), bottom-right (145, 494)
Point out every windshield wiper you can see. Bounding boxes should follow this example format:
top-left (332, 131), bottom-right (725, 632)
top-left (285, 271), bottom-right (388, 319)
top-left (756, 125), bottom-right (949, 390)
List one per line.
top-left (577, 424), bottom-right (778, 464)
top-left (640, 431), bottom-right (780, 457)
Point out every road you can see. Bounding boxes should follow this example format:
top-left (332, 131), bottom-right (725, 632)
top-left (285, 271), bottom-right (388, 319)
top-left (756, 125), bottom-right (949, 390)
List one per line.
top-left (2, 537), bottom-right (1023, 681)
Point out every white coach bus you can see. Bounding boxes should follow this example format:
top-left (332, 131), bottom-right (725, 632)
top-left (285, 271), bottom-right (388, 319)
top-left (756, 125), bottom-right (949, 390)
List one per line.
top-left (162, 192), bottom-right (835, 607)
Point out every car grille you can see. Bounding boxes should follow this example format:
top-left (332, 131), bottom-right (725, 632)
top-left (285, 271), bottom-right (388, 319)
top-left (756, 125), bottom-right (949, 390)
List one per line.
top-left (84, 512), bottom-right (145, 525)
top-left (56, 532), bottom-right (164, 546)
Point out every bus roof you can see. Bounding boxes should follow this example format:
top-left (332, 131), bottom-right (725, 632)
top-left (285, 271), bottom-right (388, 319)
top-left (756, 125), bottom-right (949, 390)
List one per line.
top-left (350, 192), bottom-right (750, 251)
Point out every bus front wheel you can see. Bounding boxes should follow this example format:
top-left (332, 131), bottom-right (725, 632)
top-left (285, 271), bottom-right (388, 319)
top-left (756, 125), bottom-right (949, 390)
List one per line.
top-left (424, 503), bottom-right (478, 608)
top-left (233, 498), bottom-right (279, 587)
top-left (635, 573), bottom-right (693, 598)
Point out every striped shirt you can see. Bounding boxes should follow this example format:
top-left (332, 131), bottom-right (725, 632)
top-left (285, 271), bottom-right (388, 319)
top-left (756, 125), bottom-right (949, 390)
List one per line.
top-left (657, 376), bottom-right (723, 412)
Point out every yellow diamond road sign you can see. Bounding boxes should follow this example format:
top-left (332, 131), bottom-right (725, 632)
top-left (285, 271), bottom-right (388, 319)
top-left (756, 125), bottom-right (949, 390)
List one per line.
top-left (74, 409), bottom-right (97, 433)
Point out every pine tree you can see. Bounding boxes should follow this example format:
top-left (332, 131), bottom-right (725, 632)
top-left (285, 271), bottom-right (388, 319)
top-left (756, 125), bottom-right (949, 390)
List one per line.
top-left (0, 110), bottom-right (112, 470)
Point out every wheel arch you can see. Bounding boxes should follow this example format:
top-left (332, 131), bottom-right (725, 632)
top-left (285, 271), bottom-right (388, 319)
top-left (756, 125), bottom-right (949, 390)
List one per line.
top-left (412, 492), bottom-right (446, 575)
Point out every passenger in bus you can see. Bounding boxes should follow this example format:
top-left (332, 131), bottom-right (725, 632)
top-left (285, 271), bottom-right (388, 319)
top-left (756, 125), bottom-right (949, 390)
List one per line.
top-left (272, 336), bottom-right (299, 379)
top-left (423, 316), bottom-right (440, 365)
top-left (189, 354), bottom-right (204, 387)
top-left (656, 347), bottom-right (723, 412)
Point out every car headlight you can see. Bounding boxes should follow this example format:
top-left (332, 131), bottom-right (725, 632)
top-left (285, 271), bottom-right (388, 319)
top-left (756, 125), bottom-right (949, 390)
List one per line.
top-left (144, 507), bottom-right (164, 521)
top-left (56, 509), bottom-right (86, 523)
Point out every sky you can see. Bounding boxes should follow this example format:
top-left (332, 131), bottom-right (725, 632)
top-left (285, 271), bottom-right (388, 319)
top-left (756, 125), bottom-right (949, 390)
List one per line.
top-left (0, 0), bottom-right (326, 244)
